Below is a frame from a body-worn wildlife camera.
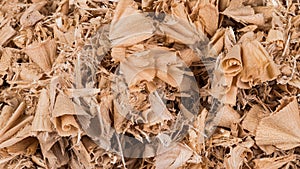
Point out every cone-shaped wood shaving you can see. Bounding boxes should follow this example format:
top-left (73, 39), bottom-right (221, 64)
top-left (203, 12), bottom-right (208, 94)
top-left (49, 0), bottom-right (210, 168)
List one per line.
top-left (222, 0), bottom-right (265, 25)
top-left (253, 154), bottom-right (297, 169)
top-left (154, 143), bottom-right (193, 169)
top-left (242, 105), bottom-right (268, 134)
top-left (32, 89), bottom-right (53, 132)
top-left (52, 93), bottom-right (86, 136)
top-left (220, 45), bottom-right (242, 77)
top-left (24, 38), bottom-right (56, 72)
top-left (213, 105), bottom-right (241, 128)
top-left (1, 0), bottom-right (300, 168)
top-left (237, 39), bottom-right (281, 89)
top-left (256, 97), bottom-right (300, 153)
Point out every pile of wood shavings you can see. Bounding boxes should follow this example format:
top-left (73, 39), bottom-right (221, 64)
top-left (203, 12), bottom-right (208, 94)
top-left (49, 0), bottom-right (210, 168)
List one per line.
top-left (0, 0), bottom-right (300, 168)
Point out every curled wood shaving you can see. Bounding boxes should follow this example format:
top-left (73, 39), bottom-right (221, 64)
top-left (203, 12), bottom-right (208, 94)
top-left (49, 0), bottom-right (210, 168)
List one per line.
top-left (256, 97), bottom-right (300, 153)
top-left (154, 143), bottom-right (193, 169)
top-left (237, 39), bottom-right (280, 89)
top-left (52, 93), bottom-right (86, 136)
top-left (224, 145), bottom-right (252, 169)
top-left (241, 105), bottom-right (268, 134)
top-left (32, 89), bottom-right (53, 132)
top-left (1, 0), bottom-right (300, 168)
top-left (213, 105), bottom-right (240, 128)
top-left (0, 125), bottom-right (37, 164)
top-left (253, 154), bottom-right (297, 169)
top-left (24, 39), bottom-right (56, 72)
top-left (120, 46), bottom-right (188, 88)
top-left (109, 0), bottom-right (155, 47)
top-left (197, 3), bottom-right (219, 36)
top-left (222, 0), bottom-right (265, 25)
top-left (37, 132), bottom-right (69, 168)
top-left (220, 44), bottom-right (242, 76)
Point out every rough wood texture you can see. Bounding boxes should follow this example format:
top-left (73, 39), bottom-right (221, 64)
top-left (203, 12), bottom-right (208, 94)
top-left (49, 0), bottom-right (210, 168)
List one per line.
top-left (0, 0), bottom-right (300, 168)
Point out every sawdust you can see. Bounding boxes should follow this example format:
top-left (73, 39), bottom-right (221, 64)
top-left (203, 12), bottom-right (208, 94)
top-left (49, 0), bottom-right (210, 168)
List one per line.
top-left (0, 0), bottom-right (300, 168)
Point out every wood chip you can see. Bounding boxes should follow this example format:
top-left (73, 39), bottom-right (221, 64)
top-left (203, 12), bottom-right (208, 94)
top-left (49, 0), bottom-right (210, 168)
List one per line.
top-left (0, 25), bottom-right (16, 46)
top-left (20, 1), bottom-right (46, 28)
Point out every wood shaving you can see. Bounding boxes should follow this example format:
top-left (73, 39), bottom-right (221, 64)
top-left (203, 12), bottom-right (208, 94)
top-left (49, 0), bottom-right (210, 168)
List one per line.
top-left (0, 0), bottom-right (300, 168)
